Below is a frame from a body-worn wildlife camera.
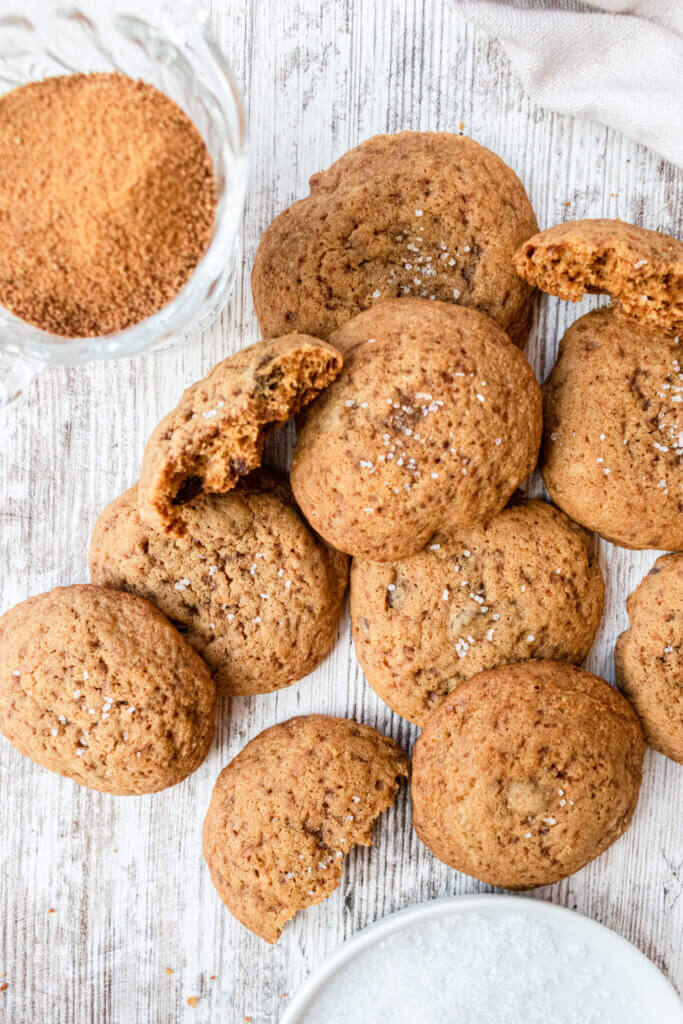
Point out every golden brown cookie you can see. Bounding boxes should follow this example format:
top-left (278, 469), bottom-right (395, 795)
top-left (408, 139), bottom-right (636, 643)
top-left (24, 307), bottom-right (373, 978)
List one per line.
top-left (351, 500), bottom-right (604, 726)
top-left (541, 307), bottom-right (683, 550)
top-left (0, 585), bottom-right (215, 794)
top-left (290, 299), bottom-right (542, 561)
top-left (252, 132), bottom-right (538, 347)
top-left (202, 715), bottom-right (409, 942)
top-left (138, 334), bottom-right (342, 536)
top-left (514, 218), bottom-right (683, 333)
top-left (615, 553), bottom-right (683, 764)
top-left (412, 660), bottom-right (644, 889)
top-left (89, 473), bottom-right (349, 696)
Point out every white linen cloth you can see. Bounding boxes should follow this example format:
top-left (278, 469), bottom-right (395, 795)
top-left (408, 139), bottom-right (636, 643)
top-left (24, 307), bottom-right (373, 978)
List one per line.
top-left (455, 0), bottom-right (683, 167)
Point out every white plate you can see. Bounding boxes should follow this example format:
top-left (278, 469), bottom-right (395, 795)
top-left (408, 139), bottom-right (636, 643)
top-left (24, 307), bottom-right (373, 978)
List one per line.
top-left (280, 894), bottom-right (683, 1024)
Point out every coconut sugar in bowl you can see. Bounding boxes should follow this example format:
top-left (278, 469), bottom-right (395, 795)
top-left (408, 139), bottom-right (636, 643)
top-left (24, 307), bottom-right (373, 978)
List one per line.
top-left (0, 4), bottom-right (247, 400)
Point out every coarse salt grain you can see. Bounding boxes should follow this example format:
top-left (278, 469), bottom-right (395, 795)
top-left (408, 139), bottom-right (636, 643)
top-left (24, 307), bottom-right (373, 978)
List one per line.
top-left (299, 912), bottom-right (644, 1023)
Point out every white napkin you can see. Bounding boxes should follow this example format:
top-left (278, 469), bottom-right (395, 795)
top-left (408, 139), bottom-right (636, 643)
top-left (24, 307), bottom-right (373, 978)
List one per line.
top-left (456, 0), bottom-right (683, 168)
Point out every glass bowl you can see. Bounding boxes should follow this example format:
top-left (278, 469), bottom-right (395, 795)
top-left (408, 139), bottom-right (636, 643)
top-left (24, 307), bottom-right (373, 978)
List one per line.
top-left (0, 0), bottom-right (248, 403)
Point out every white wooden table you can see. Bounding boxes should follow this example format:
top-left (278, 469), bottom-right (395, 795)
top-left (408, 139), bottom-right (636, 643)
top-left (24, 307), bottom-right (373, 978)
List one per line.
top-left (1, 2), bottom-right (681, 1021)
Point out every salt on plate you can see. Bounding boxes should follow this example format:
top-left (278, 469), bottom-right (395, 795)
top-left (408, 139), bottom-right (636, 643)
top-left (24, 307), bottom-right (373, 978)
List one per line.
top-left (292, 905), bottom-right (659, 1024)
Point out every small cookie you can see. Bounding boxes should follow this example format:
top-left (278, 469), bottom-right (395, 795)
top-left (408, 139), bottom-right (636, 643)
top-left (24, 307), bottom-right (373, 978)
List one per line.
top-left (412, 661), bottom-right (644, 889)
top-left (0, 585), bottom-right (215, 794)
top-left (351, 500), bottom-right (604, 726)
top-left (615, 553), bottom-right (683, 764)
top-left (138, 334), bottom-right (342, 536)
top-left (89, 473), bottom-right (349, 696)
top-left (202, 715), bottom-right (408, 942)
top-left (542, 307), bottom-right (683, 550)
top-left (514, 218), bottom-right (683, 333)
top-left (290, 299), bottom-right (542, 561)
top-left (253, 132), bottom-right (538, 347)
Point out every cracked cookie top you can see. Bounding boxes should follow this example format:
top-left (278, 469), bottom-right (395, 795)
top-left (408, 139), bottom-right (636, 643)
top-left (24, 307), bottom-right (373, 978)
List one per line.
top-left (0, 584), bottom-right (215, 794)
top-left (89, 473), bottom-right (349, 696)
top-left (542, 306), bottom-right (683, 550)
top-left (252, 131), bottom-right (539, 347)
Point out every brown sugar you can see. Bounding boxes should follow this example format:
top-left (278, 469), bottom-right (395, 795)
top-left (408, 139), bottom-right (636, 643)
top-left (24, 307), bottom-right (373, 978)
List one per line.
top-left (0, 72), bottom-right (217, 337)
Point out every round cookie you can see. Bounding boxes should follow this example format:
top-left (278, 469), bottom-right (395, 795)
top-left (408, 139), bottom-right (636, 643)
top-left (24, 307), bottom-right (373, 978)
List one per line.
top-left (290, 299), bottom-right (542, 561)
top-left (542, 307), bottom-right (683, 550)
top-left (615, 553), bottom-right (683, 764)
top-left (412, 661), bottom-right (644, 889)
top-left (202, 715), bottom-right (409, 943)
top-left (0, 585), bottom-right (215, 795)
top-left (351, 500), bottom-right (605, 726)
top-left (252, 131), bottom-right (539, 347)
top-left (514, 218), bottom-right (683, 334)
top-left (89, 473), bottom-right (349, 696)
top-left (138, 334), bottom-right (342, 536)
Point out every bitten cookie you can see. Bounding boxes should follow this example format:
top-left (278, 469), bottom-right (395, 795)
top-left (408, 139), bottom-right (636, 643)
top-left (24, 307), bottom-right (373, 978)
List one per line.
top-left (290, 299), bottom-right (542, 561)
top-left (615, 553), bottom-right (683, 764)
top-left (513, 218), bottom-right (683, 333)
top-left (0, 585), bottom-right (215, 794)
top-left (351, 500), bottom-right (604, 726)
top-left (542, 307), bottom-right (683, 549)
top-left (138, 334), bottom-right (342, 536)
top-left (89, 473), bottom-right (349, 696)
top-left (412, 661), bottom-right (644, 889)
top-left (253, 132), bottom-right (539, 347)
top-left (202, 715), bottom-right (409, 942)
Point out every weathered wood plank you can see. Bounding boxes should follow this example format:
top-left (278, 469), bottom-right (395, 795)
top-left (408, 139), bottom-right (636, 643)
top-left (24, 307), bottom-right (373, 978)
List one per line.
top-left (0, 1), bottom-right (681, 1021)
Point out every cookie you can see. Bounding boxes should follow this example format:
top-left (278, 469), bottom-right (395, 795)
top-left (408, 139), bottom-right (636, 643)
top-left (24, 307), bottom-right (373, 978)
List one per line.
top-left (202, 715), bottom-right (409, 942)
top-left (252, 131), bottom-right (539, 347)
top-left (351, 500), bottom-right (604, 726)
top-left (541, 307), bottom-right (683, 550)
top-left (412, 660), bottom-right (644, 889)
top-left (89, 473), bottom-right (349, 696)
top-left (138, 334), bottom-right (342, 536)
top-left (0, 585), bottom-right (215, 795)
top-left (290, 299), bottom-right (542, 561)
top-left (514, 218), bottom-right (683, 333)
top-left (615, 553), bottom-right (683, 764)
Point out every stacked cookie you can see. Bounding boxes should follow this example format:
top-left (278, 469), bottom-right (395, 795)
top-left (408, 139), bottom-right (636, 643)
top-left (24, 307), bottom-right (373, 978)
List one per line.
top-left (1, 131), bottom-right (681, 945)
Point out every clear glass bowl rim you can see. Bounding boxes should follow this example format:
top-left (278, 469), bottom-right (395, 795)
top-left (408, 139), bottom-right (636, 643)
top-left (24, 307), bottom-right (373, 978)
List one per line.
top-left (0, 4), bottom-right (248, 366)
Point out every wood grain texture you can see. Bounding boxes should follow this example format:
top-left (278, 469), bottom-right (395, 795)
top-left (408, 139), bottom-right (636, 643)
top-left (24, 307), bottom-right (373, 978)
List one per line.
top-left (1, 1), bottom-right (682, 1021)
